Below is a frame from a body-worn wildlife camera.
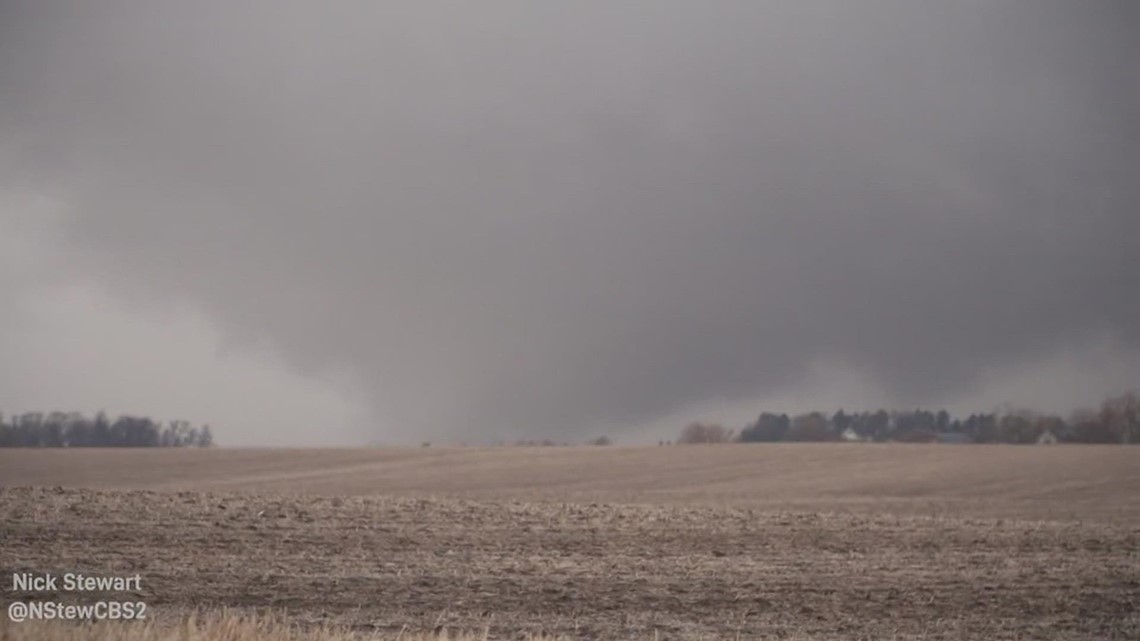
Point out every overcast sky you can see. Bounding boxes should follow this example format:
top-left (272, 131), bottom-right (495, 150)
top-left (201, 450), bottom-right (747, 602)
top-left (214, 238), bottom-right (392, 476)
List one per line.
top-left (1, 1), bottom-right (1136, 445)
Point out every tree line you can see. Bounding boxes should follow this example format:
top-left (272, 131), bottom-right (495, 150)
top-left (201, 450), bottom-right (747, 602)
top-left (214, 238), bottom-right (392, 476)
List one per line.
top-left (677, 392), bottom-right (1139, 445)
top-left (0, 411), bottom-right (214, 447)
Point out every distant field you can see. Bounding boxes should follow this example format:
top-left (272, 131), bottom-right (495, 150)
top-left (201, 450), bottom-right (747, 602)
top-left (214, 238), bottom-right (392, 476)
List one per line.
top-left (2, 443), bottom-right (1138, 522)
top-left (2, 445), bottom-right (1139, 640)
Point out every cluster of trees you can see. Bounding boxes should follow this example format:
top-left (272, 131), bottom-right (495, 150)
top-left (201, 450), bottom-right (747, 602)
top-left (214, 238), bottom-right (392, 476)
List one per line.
top-left (678, 392), bottom-right (1139, 445)
top-left (0, 411), bottom-right (214, 448)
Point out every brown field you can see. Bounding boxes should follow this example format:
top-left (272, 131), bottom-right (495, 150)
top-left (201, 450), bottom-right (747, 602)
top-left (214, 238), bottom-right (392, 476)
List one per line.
top-left (2, 444), bottom-right (1139, 640)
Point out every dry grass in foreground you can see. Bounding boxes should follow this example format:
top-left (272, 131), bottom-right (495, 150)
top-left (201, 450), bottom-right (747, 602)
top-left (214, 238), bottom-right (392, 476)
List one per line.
top-left (0, 611), bottom-right (569, 641)
top-left (8, 611), bottom-right (1133, 641)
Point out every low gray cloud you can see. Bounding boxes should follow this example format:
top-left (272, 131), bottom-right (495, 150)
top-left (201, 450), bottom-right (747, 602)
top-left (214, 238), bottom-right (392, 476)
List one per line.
top-left (1, 1), bottom-right (1136, 442)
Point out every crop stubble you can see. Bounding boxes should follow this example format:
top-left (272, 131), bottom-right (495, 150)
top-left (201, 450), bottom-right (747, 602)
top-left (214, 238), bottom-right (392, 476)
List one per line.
top-left (2, 480), bottom-right (1138, 640)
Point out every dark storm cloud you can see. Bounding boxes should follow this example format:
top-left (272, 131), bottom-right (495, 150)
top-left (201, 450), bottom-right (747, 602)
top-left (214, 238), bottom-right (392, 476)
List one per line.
top-left (2, 1), bottom-right (1136, 440)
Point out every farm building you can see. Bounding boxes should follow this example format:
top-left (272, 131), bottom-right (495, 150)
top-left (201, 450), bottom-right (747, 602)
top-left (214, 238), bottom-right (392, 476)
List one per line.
top-left (1036, 429), bottom-right (1059, 445)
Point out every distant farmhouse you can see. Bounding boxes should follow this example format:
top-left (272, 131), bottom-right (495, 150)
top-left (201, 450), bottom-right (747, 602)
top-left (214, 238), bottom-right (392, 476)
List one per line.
top-left (1036, 429), bottom-right (1060, 445)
